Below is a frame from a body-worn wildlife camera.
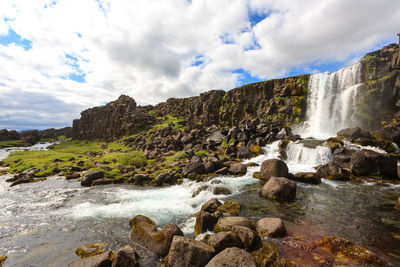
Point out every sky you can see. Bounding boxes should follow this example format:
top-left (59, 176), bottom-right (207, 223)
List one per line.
top-left (0, 0), bottom-right (399, 130)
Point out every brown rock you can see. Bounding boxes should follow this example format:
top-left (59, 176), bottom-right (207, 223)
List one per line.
top-left (207, 232), bottom-right (243, 253)
top-left (291, 172), bottom-right (321, 184)
top-left (213, 186), bottom-right (232, 195)
top-left (201, 198), bottom-right (222, 213)
top-left (229, 163), bottom-right (247, 175)
top-left (214, 217), bottom-right (255, 233)
top-left (205, 247), bottom-right (256, 267)
top-left (165, 236), bottom-right (215, 267)
top-left (260, 176), bottom-right (296, 201)
top-left (256, 218), bottom-right (287, 238)
top-left (111, 246), bottom-right (139, 267)
top-left (75, 244), bottom-right (105, 258)
top-left (217, 200), bottom-right (241, 216)
top-left (194, 212), bottom-right (218, 237)
top-left (260, 159), bottom-right (289, 181)
top-left (230, 226), bottom-right (260, 251)
top-left (67, 251), bottom-right (114, 267)
top-left (396, 197), bottom-right (400, 210)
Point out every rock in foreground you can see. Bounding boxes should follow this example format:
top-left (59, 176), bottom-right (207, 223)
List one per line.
top-left (205, 247), bottom-right (256, 267)
top-left (260, 176), bottom-right (296, 201)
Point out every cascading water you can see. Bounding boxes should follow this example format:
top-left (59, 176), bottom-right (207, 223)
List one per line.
top-left (300, 62), bottom-right (364, 139)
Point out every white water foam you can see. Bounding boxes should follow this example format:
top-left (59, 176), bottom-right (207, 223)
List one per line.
top-left (300, 62), bottom-right (364, 139)
top-left (343, 141), bottom-right (387, 154)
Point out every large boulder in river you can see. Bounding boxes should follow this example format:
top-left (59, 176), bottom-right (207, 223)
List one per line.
top-left (164, 236), bottom-right (215, 267)
top-left (316, 162), bottom-right (350, 181)
top-left (81, 171), bottom-right (104, 186)
top-left (260, 177), bottom-right (296, 201)
top-left (201, 198), bottom-right (222, 213)
top-left (129, 215), bottom-right (183, 256)
top-left (194, 211), bottom-right (218, 237)
top-left (349, 150), bottom-right (398, 179)
top-left (260, 159), bottom-right (289, 181)
top-left (205, 247), bottom-right (256, 267)
top-left (229, 163), bottom-right (247, 175)
top-left (337, 127), bottom-right (362, 139)
top-left (182, 162), bottom-right (206, 177)
top-left (291, 172), bottom-right (321, 184)
top-left (214, 217), bottom-right (255, 232)
top-left (256, 218), bottom-right (287, 238)
top-left (207, 232), bottom-right (244, 253)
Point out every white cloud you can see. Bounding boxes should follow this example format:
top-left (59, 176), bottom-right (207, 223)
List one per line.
top-left (0, 0), bottom-right (399, 130)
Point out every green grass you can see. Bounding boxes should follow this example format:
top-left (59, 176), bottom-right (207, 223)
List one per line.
top-left (167, 151), bottom-right (189, 162)
top-left (101, 151), bottom-right (147, 167)
top-left (0, 140), bottom-right (31, 148)
top-left (151, 115), bottom-right (184, 131)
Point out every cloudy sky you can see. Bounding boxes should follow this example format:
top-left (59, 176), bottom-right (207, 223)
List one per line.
top-left (0, 0), bottom-right (399, 130)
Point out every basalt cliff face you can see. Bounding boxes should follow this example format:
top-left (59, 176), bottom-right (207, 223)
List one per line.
top-left (71, 44), bottom-right (400, 141)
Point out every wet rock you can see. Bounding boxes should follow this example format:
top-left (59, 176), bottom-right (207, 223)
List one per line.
top-left (81, 171), bottom-right (105, 186)
top-left (316, 162), bottom-right (350, 180)
top-left (92, 178), bottom-right (113, 186)
top-left (260, 176), bottom-right (296, 201)
top-left (337, 127), bottom-right (362, 139)
top-left (214, 217), bottom-right (255, 233)
top-left (350, 150), bottom-right (398, 179)
top-left (213, 186), bottom-right (232, 195)
top-left (207, 131), bottom-right (225, 145)
top-left (251, 242), bottom-right (279, 267)
top-left (183, 162), bottom-right (206, 177)
top-left (256, 218), bottom-right (287, 238)
top-left (194, 211), bottom-right (218, 237)
top-left (291, 172), bottom-right (321, 184)
top-left (230, 225), bottom-right (260, 251)
top-left (207, 232), bottom-right (243, 253)
top-left (312, 236), bottom-right (383, 266)
top-left (217, 200), bottom-right (241, 216)
top-left (252, 171), bottom-right (260, 179)
top-left (66, 173), bottom-right (81, 180)
top-left (237, 147), bottom-right (251, 159)
top-left (215, 167), bottom-right (228, 175)
top-left (67, 251), bottom-right (115, 267)
top-left (0, 256), bottom-right (6, 266)
top-left (75, 244), bottom-right (105, 258)
top-left (192, 185), bottom-right (210, 197)
top-left (201, 198), bottom-right (222, 213)
top-left (229, 163), bottom-right (247, 175)
top-left (111, 246), bottom-right (139, 267)
top-left (260, 159), bottom-right (289, 181)
top-left (396, 197), bottom-right (400, 210)
top-left (129, 215), bottom-right (183, 256)
top-left (249, 145), bottom-right (263, 156)
top-left (205, 247), bottom-right (256, 267)
top-left (134, 173), bottom-right (150, 184)
top-left (164, 236), bottom-right (215, 267)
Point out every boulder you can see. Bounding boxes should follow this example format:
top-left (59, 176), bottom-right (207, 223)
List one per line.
top-left (237, 147), bottom-right (251, 159)
top-left (229, 163), bottom-right (247, 175)
top-left (260, 177), bottom-right (296, 201)
top-left (194, 211), bottom-right (218, 237)
top-left (260, 159), bottom-right (289, 181)
top-left (205, 247), bottom-right (256, 267)
top-left (207, 232), bottom-right (243, 253)
top-left (213, 187), bottom-right (232, 195)
top-left (251, 242), bottom-right (279, 267)
top-left (67, 251), bottom-right (114, 267)
top-left (312, 236), bottom-right (383, 266)
top-left (207, 131), bottom-right (225, 144)
top-left (350, 150), bottom-right (398, 179)
top-left (81, 171), bottom-right (105, 186)
top-left (111, 246), bottom-right (139, 267)
top-left (192, 185), bottom-right (210, 198)
top-left (337, 127), bottom-right (362, 139)
top-left (129, 215), bottom-right (183, 256)
top-left (316, 162), bottom-right (350, 180)
top-left (201, 198), bottom-right (222, 213)
top-left (256, 218), bottom-right (287, 238)
top-left (229, 225), bottom-right (260, 251)
top-left (214, 217), bottom-right (255, 233)
top-left (92, 178), bottom-right (113, 186)
top-left (75, 244), bottom-right (105, 258)
top-left (215, 167), bottom-right (229, 175)
top-left (217, 200), bottom-right (241, 216)
top-left (165, 236), bottom-right (215, 267)
top-left (291, 172), bottom-right (321, 184)
top-left (183, 162), bottom-right (206, 177)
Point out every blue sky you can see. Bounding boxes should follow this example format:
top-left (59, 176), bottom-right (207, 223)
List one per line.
top-left (0, 0), bottom-right (399, 130)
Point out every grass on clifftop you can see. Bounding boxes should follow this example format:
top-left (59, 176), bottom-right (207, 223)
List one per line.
top-left (0, 140), bottom-right (31, 148)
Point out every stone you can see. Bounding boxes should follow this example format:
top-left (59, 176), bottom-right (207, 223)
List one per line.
top-left (92, 178), bottom-right (113, 186)
top-left (260, 159), bottom-right (289, 181)
top-left (81, 171), bottom-right (105, 186)
top-left (67, 251), bottom-right (115, 267)
top-left (316, 162), bottom-right (350, 180)
top-left (256, 218), bottom-right (287, 238)
top-left (129, 215), bottom-right (183, 256)
top-left (350, 150), bottom-right (398, 179)
top-left (207, 232), bottom-right (243, 253)
top-left (213, 186), bottom-right (232, 195)
top-left (205, 247), bottom-right (256, 267)
top-left (237, 147), bottom-right (251, 159)
top-left (183, 162), bottom-right (206, 177)
top-left (291, 172), bottom-right (321, 184)
top-left (229, 163), bottom-right (247, 175)
top-left (337, 127), bottom-right (362, 139)
top-left (215, 167), bottom-right (229, 175)
top-left (192, 185), bottom-right (210, 197)
top-left (253, 171), bottom-right (260, 179)
top-left (214, 217), bottom-right (255, 233)
top-left (230, 226), bottom-right (260, 251)
top-left (260, 177), bottom-right (296, 201)
top-left (251, 242), bottom-right (279, 267)
top-left (395, 197), bottom-right (400, 210)
top-left (207, 131), bottom-right (225, 144)
top-left (0, 256), bottom-right (6, 267)
top-left (312, 236), bottom-right (383, 266)
top-left (165, 236), bottom-right (215, 267)
top-left (201, 198), bottom-right (222, 213)
top-left (111, 246), bottom-right (139, 267)
top-left (75, 244), bottom-right (105, 258)
top-left (194, 211), bottom-right (218, 237)
top-left (217, 200), bottom-right (241, 216)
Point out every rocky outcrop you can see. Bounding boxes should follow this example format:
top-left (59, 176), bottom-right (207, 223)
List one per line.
top-left (259, 159), bottom-right (289, 181)
top-left (72, 95), bottom-right (156, 141)
top-left (0, 129), bottom-right (20, 141)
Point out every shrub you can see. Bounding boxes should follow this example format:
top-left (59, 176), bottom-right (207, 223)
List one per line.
top-left (117, 151), bottom-right (147, 167)
top-left (169, 151), bottom-right (189, 161)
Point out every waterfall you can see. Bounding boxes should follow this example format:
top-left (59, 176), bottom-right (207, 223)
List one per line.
top-left (300, 62), bottom-right (364, 139)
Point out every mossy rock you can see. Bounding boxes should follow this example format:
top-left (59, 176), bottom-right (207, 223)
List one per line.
top-left (217, 200), bottom-right (241, 216)
top-left (253, 171), bottom-right (260, 179)
top-left (251, 242), bottom-right (278, 266)
top-left (75, 243), bottom-right (106, 258)
top-left (250, 145), bottom-right (263, 156)
top-left (0, 256), bottom-right (6, 267)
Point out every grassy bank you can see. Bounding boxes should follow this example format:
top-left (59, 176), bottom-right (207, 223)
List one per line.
top-left (0, 140), bottom-right (31, 148)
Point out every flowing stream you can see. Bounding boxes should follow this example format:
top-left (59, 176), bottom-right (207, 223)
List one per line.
top-left (1, 140), bottom-right (400, 266)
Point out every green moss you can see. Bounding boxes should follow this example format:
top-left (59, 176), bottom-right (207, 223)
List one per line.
top-left (363, 55), bottom-right (378, 65)
top-left (148, 110), bottom-right (156, 116)
top-left (167, 151), bottom-right (189, 162)
top-left (151, 115), bottom-right (184, 131)
top-left (102, 151), bottom-right (147, 167)
top-left (0, 140), bottom-right (31, 148)
top-left (194, 150), bottom-right (209, 158)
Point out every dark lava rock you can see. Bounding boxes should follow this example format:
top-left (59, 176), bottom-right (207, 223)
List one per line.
top-left (350, 150), bottom-right (398, 179)
top-left (81, 171), bottom-right (104, 186)
top-left (112, 246), bottom-right (139, 267)
top-left (201, 198), bottom-right (222, 213)
top-left (183, 162), bottom-right (206, 177)
top-left (194, 211), bottom-right (218, 237)
top-left (316, 162), bottom-right (350, 181)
